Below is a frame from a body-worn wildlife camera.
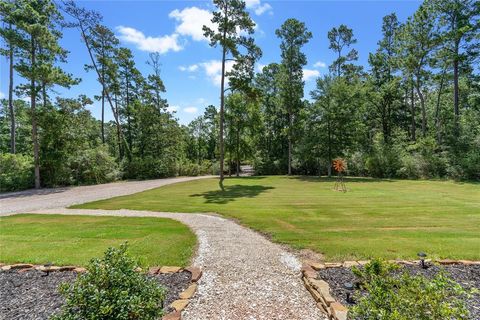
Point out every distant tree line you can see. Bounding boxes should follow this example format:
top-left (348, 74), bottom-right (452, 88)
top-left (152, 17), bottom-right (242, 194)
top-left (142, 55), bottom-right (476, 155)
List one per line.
top-left (0, 0), bottom-right (478, 191)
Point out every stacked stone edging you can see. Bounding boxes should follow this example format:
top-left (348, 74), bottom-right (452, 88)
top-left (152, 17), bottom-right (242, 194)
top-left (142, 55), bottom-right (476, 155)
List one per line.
top-left (0, 263), bottom-right (202, 320)
top-left (302, 259), bottom-right (480, 320)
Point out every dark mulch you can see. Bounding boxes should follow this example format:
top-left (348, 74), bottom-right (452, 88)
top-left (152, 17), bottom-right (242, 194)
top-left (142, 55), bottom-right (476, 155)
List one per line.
top-left (318, 264), bottom-right (480, 319)
top-left (0, 269), bottom-right (191, 320)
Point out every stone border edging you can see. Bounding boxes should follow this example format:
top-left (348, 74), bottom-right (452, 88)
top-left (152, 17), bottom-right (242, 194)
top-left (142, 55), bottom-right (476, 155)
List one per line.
top-left (0, 262), bottom-right (202, 320)
top-left (301, 259), bottom-right (480, 320)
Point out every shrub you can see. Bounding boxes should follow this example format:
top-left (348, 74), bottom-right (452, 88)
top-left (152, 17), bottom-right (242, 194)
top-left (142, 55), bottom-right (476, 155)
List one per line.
top-left (365, 134), bottom-right (403, 178)
top-left (178, 160), bottom-right (213, 176)
top-left (349, 259), bottom-right (472, 320)
top-left (69, 146), bottom-right (120, 185)
top-left (52, 243), bottom-right (165, 320)
top-left (0, 153), bottom-right (34, 191)
top-left (123, 156), bottom-right (177, 180)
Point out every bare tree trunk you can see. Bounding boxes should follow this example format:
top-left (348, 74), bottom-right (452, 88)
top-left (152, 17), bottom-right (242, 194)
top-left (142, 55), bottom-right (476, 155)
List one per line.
top-left (236, 128), bottom-right (240, 177)
top-left (219, 44), bottom-right (226, 190)
top-left (415, 80), bottom-right (427, 137)
top-left (101, 60), bottom-right (105, 144)
top-left (288, 112), bottom-right (292, 175)
top-left (435, 70), bottom-right (446, 145)
top-left (410, 81), bottom-right (416, 142)
top-left (453, 49), bottom-right (460, 135)
top-left (31, 36), bottom-right (40, 189)
top-left (327, 115), bottom-right (332, 177)
top-left (8, 25), bottom-right (15, 154)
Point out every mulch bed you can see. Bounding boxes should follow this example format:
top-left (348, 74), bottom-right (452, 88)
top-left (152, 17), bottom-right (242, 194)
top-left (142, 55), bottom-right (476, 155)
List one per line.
top-left (318, 264), bottom-right (480, 319)
top-left (0, 269), bottom-right (191, 320)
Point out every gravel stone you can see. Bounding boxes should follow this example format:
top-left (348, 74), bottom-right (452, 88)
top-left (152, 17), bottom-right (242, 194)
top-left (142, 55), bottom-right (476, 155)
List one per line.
top-left (0, 176), bottom-right (212, 215)
top-left (16, 208), bottom-right (325, 320)
top-left (1, 177), bottom-right (325, 319)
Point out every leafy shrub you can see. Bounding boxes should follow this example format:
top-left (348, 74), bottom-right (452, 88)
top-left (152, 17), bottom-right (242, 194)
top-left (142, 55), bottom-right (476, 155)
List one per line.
top-left (0, 153), bottom-right (34, 191)
top-left (352, 258), bottom-right (399, 286)
top-left (123, 156), bottom-right (177, 180)
top-left (365, 134), bottom-right (403, 178)
top-left (178, 160), bottom-right (214, 176)
top-left (69, 146), bottom-right (120, 185)
top-left (462, 149), bottom-right (480, 180)
top-left (350, 259), bottom-right (472, 320)
top-left (52, 243), bottom-right (165, 320)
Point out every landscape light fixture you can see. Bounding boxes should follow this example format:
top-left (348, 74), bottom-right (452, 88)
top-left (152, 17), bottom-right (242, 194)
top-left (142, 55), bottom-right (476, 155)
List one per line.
top-left (417, 252), bottom-right (427, 269)
top-left (344, 282), bottom-right (355, 303)
top-left (42, 262), bottom-right (53, 277)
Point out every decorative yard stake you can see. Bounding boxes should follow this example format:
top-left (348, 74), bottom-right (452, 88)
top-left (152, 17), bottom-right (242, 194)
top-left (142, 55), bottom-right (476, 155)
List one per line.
top-left (333, 158), bottom-right (347, 192)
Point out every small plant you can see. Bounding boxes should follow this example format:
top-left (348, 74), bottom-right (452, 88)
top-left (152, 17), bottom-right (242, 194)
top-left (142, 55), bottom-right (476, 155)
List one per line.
top-left (52, 243), bottom-right (165, 320)
top-left (349, 259), bottom-right (472, 320)
top-left (352, 258), bottom-right (399, 287)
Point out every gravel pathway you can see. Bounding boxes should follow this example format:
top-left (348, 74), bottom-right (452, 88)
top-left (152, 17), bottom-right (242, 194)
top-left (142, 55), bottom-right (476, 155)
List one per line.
top-left (0, 176), bottom-right (212, 215)
top-left (16, 208), bottom-right (324, 320)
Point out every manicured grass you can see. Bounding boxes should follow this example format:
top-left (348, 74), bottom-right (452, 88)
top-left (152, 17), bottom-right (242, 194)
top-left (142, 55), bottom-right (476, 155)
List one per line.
top-left (75, 176), bottom-right (480, 261)
top-left (0, 214), bottom-right (196, 267)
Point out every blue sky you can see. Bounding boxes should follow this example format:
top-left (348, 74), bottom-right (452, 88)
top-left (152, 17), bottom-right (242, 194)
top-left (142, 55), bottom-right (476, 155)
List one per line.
top-left (0, 0), bottom-right (422, 125)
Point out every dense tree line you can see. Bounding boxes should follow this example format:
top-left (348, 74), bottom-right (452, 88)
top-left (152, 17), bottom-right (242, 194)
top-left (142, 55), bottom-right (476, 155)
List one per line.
top-left (218, 0), bottom-right (479, 180)
top-left (1, 0), bottom-right (479, 191)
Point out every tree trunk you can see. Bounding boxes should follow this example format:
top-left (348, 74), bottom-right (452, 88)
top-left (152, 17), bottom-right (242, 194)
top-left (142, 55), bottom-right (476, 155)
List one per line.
top-left (115, 93), bottom-right (122, 159)
top-left (101, 58), bottom-right (105, 143)
top-left (435, 70), bottom-right (446, 145)
top-left (327, 115), bottom-right (332, 177)
top-left (219, 44), bottom-right (227, 190)
top-left (415, 78), bottom-right (427, 137)
top-left (31, 36), bottom-right (40, 189)
top-left (453, 49), bottom-right (460, 134)
top-left (410, 81), bottom-right (416, 142)
top-left (8, 26), bottom-right (15, 154)
top-left (125, 73), bottom-right (132, 155)
top-left (236, 127), bottom-right (240, 177)
top-left (287, 112), bottom-right (292, 175)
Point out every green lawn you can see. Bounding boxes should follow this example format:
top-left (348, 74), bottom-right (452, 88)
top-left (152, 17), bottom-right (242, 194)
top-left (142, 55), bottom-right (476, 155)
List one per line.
top-left (75, 176), bottom-right (480, 261)
top-left (0, 214), bottom-right (196, 267)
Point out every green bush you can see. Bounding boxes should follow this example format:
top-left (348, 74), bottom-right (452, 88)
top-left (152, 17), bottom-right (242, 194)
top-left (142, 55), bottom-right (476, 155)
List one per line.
top-left (0, 153), bottom-right (34, 191)
top-left (350, 260), bottom-right (472, 320)
top-left (178, 160), bottom-right (213, 176)
top-left (365, 134), bottom-right (403, 178)
top-left (69, 146), bottom-right (120, 185)
top-left (52, 243), bottom-right (165, 320)
top-left (123, 156), bottom-right (178, 180)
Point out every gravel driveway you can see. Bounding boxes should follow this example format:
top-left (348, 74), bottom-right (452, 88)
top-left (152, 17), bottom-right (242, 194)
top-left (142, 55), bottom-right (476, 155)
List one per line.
top-left (4, 208), bottom-right (323, 319)
top-left (1, 177), bottom-right (324, 319)
top-left (0, 176), bottom-right (212, 215)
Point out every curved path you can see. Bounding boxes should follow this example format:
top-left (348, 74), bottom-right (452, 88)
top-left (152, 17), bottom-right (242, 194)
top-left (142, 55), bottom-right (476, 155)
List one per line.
top-left (25, 208), bottom-right (323, 320)
top-left (1, 177), bottom-right (324, 319)
top-left (0, 176), bottom-right (212, 215)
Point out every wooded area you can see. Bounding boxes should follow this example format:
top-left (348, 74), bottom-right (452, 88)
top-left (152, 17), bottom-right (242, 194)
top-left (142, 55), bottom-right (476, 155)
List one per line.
top-left (0, 0), bottom-right (479, 191)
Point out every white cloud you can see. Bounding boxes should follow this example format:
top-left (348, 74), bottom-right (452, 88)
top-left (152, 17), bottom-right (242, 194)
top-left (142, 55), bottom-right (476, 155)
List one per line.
top-left (313, 61), bottom-right (327, 68)
top-left (256, 63), bottom-right (266, 72)
top-left (184, 106), bottom-right (198, 114)
top-left (245, 0), bottom-right (272, 15)
top-left (303, 69), bottom-right (320, 82)
top-left (179, 64), bottom-right (199, 72)
top-left (0, 91), bottom-right (5, 99)
top-left (255, 3), bottom-right (272, 15)
top-left (169, 7), bottom-right (215, 42)
top-left (116, 26), bottom-right (182, 53)
top-left (200, 60), bottom-right (235, 86)
top-left (167, 105), bottom-right (179, 113)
